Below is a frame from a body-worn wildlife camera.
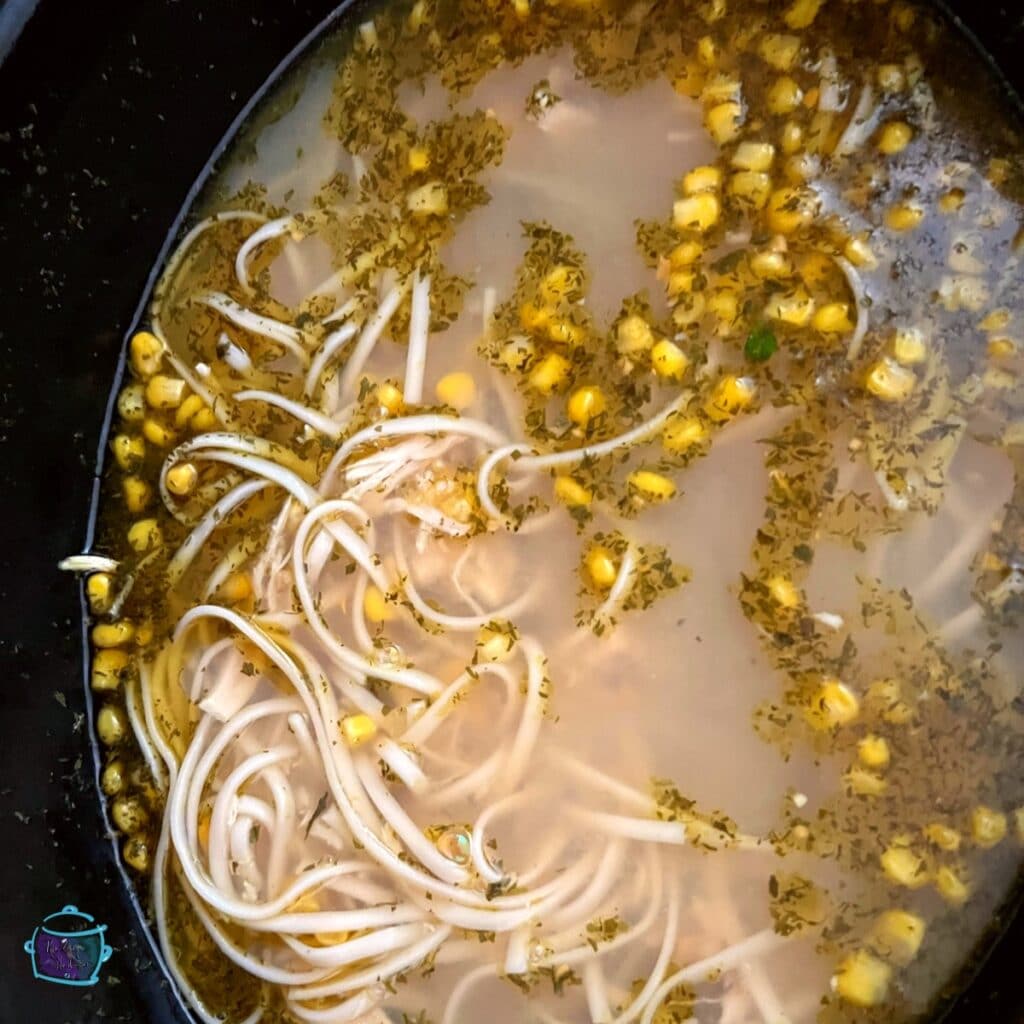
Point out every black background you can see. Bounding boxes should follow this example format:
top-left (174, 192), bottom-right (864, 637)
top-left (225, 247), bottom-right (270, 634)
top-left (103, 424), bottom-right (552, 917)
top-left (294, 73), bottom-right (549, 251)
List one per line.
top-left (0, 2), bottom-right (1022, 1023)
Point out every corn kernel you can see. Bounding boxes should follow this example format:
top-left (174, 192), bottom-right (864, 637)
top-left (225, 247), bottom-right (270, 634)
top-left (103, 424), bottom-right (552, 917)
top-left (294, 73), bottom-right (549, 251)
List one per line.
top-left (123, 836), bottom-right (151, 873)
top-left (871, 910), bottom-right (925, 966)
top-left (122, 475), bottom-right (152, 513)
top-left (767, 187), bottom-right (818, 234)
top-left (845, 767), bottom-right (888, 796)
top-left (130, 331), bottom-right (163, 378)
top-left (662, 417), bottom-right (706, 454)
top-left (939, 188), bottom-right (966, 214)
top-left (885, 202), bottom-right (924, 232)
top-left (768, 575), bottom-right (800, 608)
top-left (732, 141), bottom-right (775, 172)
top-left (707, 288), bottom-right (738, 330)
top-left (166, 462), bottom-right (199, 498)
top-left (766, 290), bottom-right (815, 326)
top-left (779, 121), bottom-right (804, 155)
top-left (835, 950), bottom-right (891, 1008)
top-left (970, 805), bottom-right (1007, 848)
top-left (628, 470), bottom-right (677, 501)
top-left (616, 315), bottom-right (656, 355)
top-left (376, 381), bottom-right (404, 415)
top-left (987, 157), bottom-right (1011, 187)
top-left (127, 519), bottom-right (163, 554)
top-left (670, 240), bottom-right (703, 268)
top-left (363, 585), bottom-right (396, 624)
top-left (191, 406), bottom-right (219, 432)
top-left (673, 192), bottom-right (721, 232)
top-left (706, 374), bottom-right (757, 421)
top-left (117, 384), bottom-right (146, 422)
top-left (759, 33), bottom-right (801, 71)
top-left (696, 34), bottom-right (718, 68)
top-left (546, 317), bottom-right (586, 347)
top-left (705, 101), bottom-right (744, 146)
top-left (586, 546), bottom-right (619, 590)
top-left (767, 76), bottom-right (803, 115)
top-left (111, 433), bottom-right (146, 472)
top-left (728, 171), bottom-right (772, 208)
top-left (86, 573), bottom-right (113, 615)
top-left (844, 236), bottom-right (878, 269)
top-left (435, 372), bottom-right (476, 410)
top-left (892, 327), bottom-right (927, 365)
top-left (866, 357), bottom-right (916, 402)
top-left (813, 303), bottom-right (854, 334)
top-left (540, 264), bottom-right (584, 301)
top-left (880, 844), bottom-right (929, 888)
top-left (1013, 807), bottom-right (1024, 843)
top-left (477, 623), bottom-right (517, 663)
top-left (407, 145), bottom-right (431, 172)
top-left (112, 796), bottom-right (149, 834)
top-left (858, 735), bottom-right (890, 769)
top-left (784, 0), bottom-right (823, 29)
top-left (672, 292), bottom-right (707, 327)
top-left (667, 270), bottom-right (696, 298)
top-left (651, 339), bottom-right (689, 380)
top-left (143, 418), bottom-right (176, 447)
top-left (92, 649), bottom-right (130, 692)
top-left (567, 385), bottom-right (607, 427)
top-left (174, 393), bottom-right (205, 429)
top-left (804, 679), bottom-right (860, 730)
top-left (980, 309), bottom-right (1012, 332)
top-left (93, 620), bottom-right (135, 648)
top-left (701, 74), bottom-right (741, 105)
top-left (867, 678), bottom-right (914, 725)
top-left (553, 476), bottom-right (592, 507)
top-left (145, 374), bottom-right (187, 409)
top-left (988, 337), bottom-right (1017, 359)
top-left (877, 121), bottom-right (914, 156)
top-left (341, 713), bottom-right (378, 747)
top-left (682, 165), bottom-right (722, 195)
top-left (924, 823), bottom-right (961, 852)
top-left (528, 353), bottom-right (571, 395)
top-left (97, 705), bottom-right (127, 746)
top-left (220, 572), bottom-right (252, 604)
top-left (101, 760), bottom-right (125, 796)
top-left (498, 336), bottom-right (535, 373)
top-left (750, 251), bottom-right (793, 280)
top-left (406, 181), bottom-right (448, 216)
top-left (935, 865), bottom-right (970, 906)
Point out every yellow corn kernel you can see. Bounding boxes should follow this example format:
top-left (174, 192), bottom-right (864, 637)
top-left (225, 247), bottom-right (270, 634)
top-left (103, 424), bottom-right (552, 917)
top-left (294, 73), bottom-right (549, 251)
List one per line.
top-left (529, 353), bottom-right (572, 395)
top-left (750, 251), bottom-right (793, 280)
top-left (435, 371), bottom-right (476, 411)
top-left (662, 416), bottom-right (707, 454)
top-left (112, 796), bottom-right (149, 834)
top-left (166, 462), bottom-right (199, 498)
top-left (540, 264), bottom-right (584, 301)
top-left (779, 120), bottom-right (804, 155)
top-left (707, 288), bottom-right (738, 330)
top-left (341, 713), bottom-right (378, 747)
top-left (123, 836), bottom-right (151, 873)
top-left (835, 950), bottom-right (891, 1008)
top-left (553, 476), bottom-right (592, 507)
top-left (122, 475), bottom-right (152, 513)
top-left (767, 76), bottom-right (803, 115)
top-left (650, 339), bottom-right (690, 380)
top-left (406, 181), bottom-right (448, 216)
top-left (988, 157), bottom-right (1011, 187)
top-left (498, 336), bottom-right (535, 373)
top-left (875, 63), bottom-right (905, 93)
top-left (142, 417), bottom-right (176, 447)
top-left (672, 292), bottom-right (706, 327)
top-left (844, 236), bottom-right (878, 269)
top-left (86, 573), bottom-right (113, 615)
top-left (375, 382), bottom-right (404, 415)
top-left (512, 0), bottom-right (529, 19)
top-left (701, 73), bottom-right (741, 105)
top-left (866, 357), bottom-right (916, 402)
top-left (191, 407), bottom-right (219, 432)
top-left (939, 188), bottom-right (966, 214)
top-left (669, 240), bottom-right (703, 268)
top-left (935, 865), bottom-right (970, 906)
top-left (117, 384), bottom-right (146, 422)
top-left (924, 823), bottom-right (961, 852)
top-left (673, 192), bottom-right (721, 233)
top-left (363, 585), bottom-right (396, 624)
top-left (871, 910), bottom-right (925, 966)
top-left (616, 315), bottom-right (656, 355)
top-left (877, 121), bottom-right (914, 156)
top-left (92, 620), bottom-right (135, 649)
top-left (804, 679), bottom-right (860, 730)
top-left (880, 844), bottom-right (929, 889)
top-left (988, 337), bottom-right (1017, 359)
top-left (130, 330), bottom-right (163, 378)
top-left (728, 171), bottom-right (772, 209)
top-left (546, 317), bottom-right (586, 347)
top-left (92, 649), bottom-right (131, 692)
top-left (892, 327), bottom-right (927, 365)
top-left (704, 101), bottom-right (743, 146)
top-left (174, 393), bottom-right (205, 429)
top-left (477, 623), bottom-right (517, 663)
top-left (566, 385), bottom-right (607, 427)
top-left (812, 303), bottom-right (854, 334)
top-left (667, 269), bottom-right (696, 298)
top-left (732, 141), bottom-right (775, 172)
top-left (885, 201), bottom-right (924, 232)
top-left (682, 165), bottom-right (722, 195)
top-left (628, 470), bottom-right (677, 501)
top-left (867, 678), bottom-right (914, 725)
top-left (766, 290), bottom-right (815, 327)
top-left (768, 575), bottom-right (800, 609)
top-left (586, 546), bottom-right (619, 590)
top-left (858, 735), bottom-right (890, 769)
top-left (145, 374), bottom-right (187, 409)
top-left (127, 519), bottom-right (163, 554)
top-left (784, 0), bottom-right (823, 27)
top-left (980, 308), bottom-right (1012, 332)
top-left (696, 34), bottom-right (718, 68)
top-left (97, 705), bottom-right (127, 746)
top-left (766, 187), bottom-right (817, 234)
top-left (111, 433), bottom-right (146, 472)
top-left (220, 572), bottom-right (252, 604)
top-left (407, 145), bottom-right (431, 172)
top-left (845, 767), bottom-right (888, 796)
top-left (970, 805), bottom-right (1007, 848)
top-left (101, 760), bottom-right (125, 796)
top-left (1013, 807), bottom-right (1024, 843)
top-left (706, 374), bottom-right (757, 421)
top-left (759, 33), bottom-right (801, 71)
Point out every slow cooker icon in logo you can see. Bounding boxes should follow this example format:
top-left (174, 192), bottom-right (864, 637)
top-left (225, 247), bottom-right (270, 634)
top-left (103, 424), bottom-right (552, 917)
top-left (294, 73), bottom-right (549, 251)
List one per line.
top-left (23, 905), bottom-right (113, 986)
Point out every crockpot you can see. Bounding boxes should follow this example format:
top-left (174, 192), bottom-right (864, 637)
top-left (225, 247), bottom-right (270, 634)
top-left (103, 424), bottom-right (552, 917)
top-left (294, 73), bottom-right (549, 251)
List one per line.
top-left (0, 2), bottom-right (1020, 1022)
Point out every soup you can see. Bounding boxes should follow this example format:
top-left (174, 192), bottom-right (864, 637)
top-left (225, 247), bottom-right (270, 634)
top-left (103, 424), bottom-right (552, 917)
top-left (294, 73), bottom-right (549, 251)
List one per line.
top-left (63, 0), bottom-right (1024, 1022)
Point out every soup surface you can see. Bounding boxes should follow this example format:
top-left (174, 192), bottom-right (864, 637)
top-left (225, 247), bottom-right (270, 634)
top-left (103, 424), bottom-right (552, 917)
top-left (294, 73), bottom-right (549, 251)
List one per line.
top-left (72, 1), bottom-right (1024, 1022)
